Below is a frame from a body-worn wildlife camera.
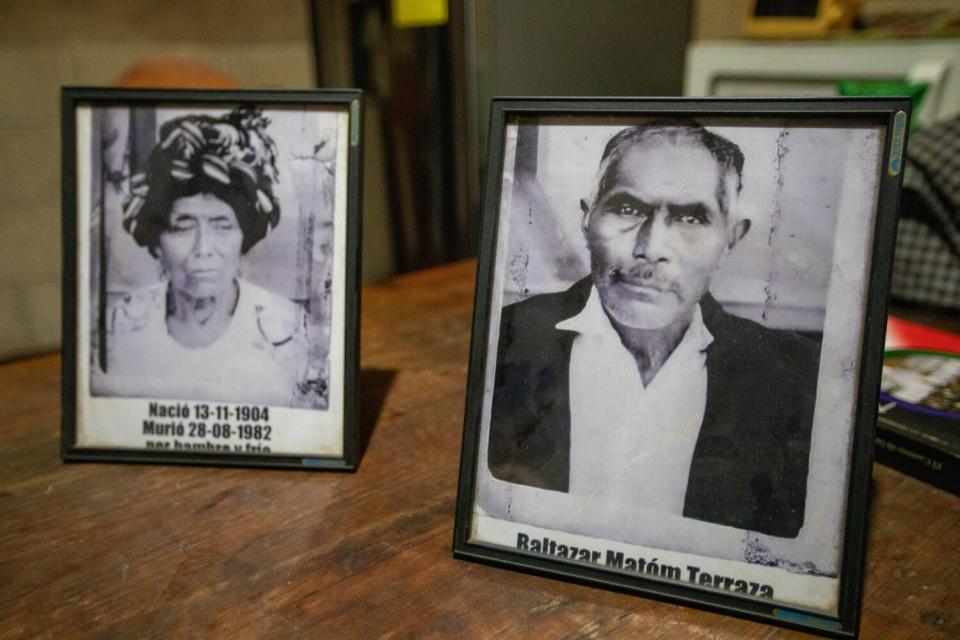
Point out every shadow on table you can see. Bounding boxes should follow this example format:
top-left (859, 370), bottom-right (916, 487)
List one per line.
top-left (357, 367), bottom-right (398, 464)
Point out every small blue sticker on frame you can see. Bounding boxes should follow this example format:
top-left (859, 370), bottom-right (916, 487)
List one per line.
top-left (888, 110), bottom-right (907, 176)
top-left (774, 608), bottom-right (844, 632)
top-left (351, 99), bottom-right (360, 147)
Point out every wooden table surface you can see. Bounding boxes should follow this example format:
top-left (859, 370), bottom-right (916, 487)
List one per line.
top-left (1, 260), bottom-right (958, 639)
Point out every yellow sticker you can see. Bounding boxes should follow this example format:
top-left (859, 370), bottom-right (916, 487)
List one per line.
top-left (391, 0), bottom-right (448, 28)
top-left (888, 110), bottom-right (907, 176)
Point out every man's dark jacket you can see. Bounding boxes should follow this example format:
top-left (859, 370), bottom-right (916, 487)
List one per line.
top-left (488, 278), bottom-right (820, 538)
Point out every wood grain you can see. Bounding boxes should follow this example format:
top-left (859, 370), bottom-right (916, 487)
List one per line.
top-left (1, 260), bottom-right (957, 639)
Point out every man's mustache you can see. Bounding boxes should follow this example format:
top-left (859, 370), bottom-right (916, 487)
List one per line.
top-left (608, 267), bottom-right (674, 293)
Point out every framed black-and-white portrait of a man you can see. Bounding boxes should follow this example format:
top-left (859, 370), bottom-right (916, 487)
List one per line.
top-left (454, 98), bottom-right (911, 637)
top-left (61, 88), bottom-right (362, 470)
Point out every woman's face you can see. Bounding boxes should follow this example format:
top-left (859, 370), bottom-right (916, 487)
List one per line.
top-left (158, 193), bottom-right (243, 299)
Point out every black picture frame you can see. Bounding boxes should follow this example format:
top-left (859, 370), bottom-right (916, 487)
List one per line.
top-left (453, 97), bottom-right (911, 638)
top-left (61, 87), bottom-right (363, 471)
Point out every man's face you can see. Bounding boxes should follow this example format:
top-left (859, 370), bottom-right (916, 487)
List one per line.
top-left (583, 139), bottom-right (746, 330)
top-left (159, 193), bottom-right (243, 300)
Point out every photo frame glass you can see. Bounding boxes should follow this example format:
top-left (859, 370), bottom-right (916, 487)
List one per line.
top-left (456, 101), bottom-right (907, 637)
top-left (63, 90), bottom-right (360, 468)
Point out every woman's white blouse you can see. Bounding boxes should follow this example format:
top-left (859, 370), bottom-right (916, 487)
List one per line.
top-left (91, 279), bottom-right (309, 407)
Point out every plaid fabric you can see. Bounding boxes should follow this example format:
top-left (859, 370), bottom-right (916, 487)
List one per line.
top-left (891, 116), bottom-right (960, 309)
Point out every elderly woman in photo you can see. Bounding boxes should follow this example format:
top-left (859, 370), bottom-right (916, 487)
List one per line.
top-left (92, 108), bottom-right (310, 406)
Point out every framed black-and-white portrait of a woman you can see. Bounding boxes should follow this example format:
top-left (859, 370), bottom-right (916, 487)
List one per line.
top-left (61, 88), bottom-right (362, 469)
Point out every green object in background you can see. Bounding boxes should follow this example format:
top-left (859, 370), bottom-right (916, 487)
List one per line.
top-left (838, 80), bottom-right (927, 132)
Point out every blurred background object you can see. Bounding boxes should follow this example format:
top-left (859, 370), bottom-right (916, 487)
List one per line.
top-left (890, 114), bottom-right (960, 310)
top-left (744, 0), bottom-right (863, 39)
top-left (685, 39), bottom-right (960, 127)
top-left (112, 57), bottom-right (240, 89)
top-left (859, 0), bottom-right (960, 38)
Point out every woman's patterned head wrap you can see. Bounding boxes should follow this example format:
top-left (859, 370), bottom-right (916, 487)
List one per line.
top-left (123, 107), bottom-right (281, 255)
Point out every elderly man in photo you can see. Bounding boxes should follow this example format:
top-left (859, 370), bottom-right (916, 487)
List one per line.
top-left (488, 124), bottom-right (821, 539)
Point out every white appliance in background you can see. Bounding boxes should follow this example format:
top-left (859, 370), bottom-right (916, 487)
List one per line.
top-left (684, 39), bottom-right (960, 127)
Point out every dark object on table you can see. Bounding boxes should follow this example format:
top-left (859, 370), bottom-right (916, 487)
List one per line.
top-left (876, 395), bottom-right (960, 496)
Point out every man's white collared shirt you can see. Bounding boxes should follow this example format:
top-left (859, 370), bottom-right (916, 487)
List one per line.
top-left (556, 286), bottom-right (713, 516)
